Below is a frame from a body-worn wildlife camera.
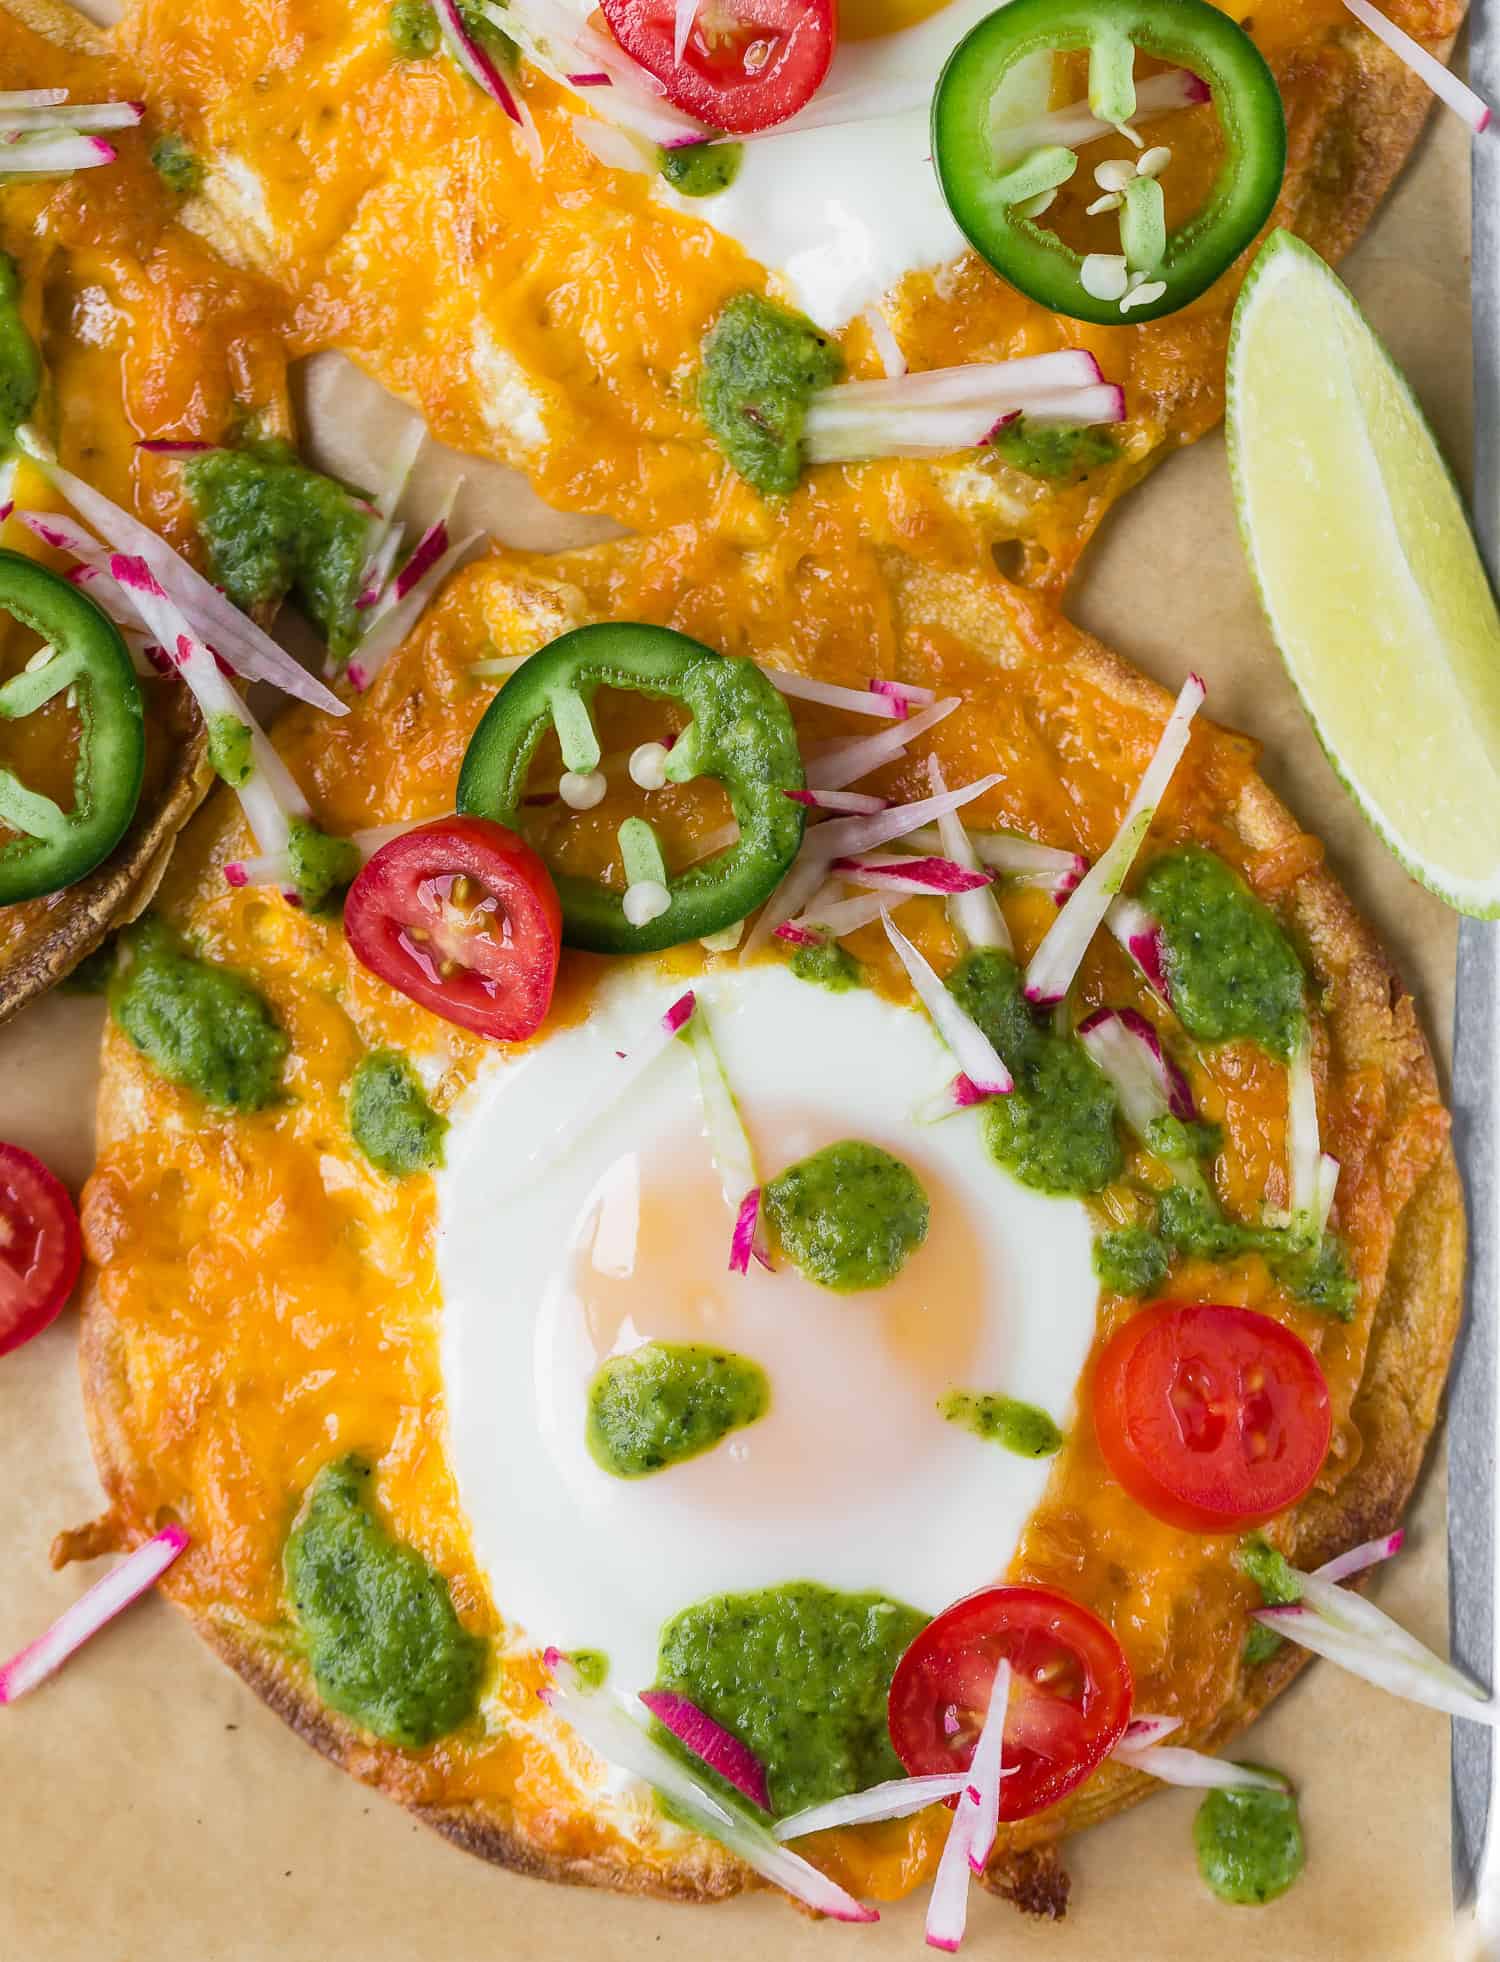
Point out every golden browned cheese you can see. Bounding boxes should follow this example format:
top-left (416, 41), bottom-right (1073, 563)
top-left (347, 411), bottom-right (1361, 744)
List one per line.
top-left (114, 0), bottom-right (1461, 587)
top-left (0, 6), bottom-right (290, 994)
top-left (79, 524), bottom-right (1455, 1901)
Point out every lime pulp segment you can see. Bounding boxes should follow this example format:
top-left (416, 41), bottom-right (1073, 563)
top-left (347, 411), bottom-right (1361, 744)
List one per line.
top-left (1227, 230), bottom-right (1500, 916)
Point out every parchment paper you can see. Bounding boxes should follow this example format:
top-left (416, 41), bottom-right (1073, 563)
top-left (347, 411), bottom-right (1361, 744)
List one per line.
top-left (0, 72), bottom-right (1472, 1962)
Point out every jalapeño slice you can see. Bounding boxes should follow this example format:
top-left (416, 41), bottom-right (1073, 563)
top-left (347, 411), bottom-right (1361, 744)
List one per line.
top-left (457, 623), bottom-right (806, 954)
top-left (0, 550), bottom-right (145, 905)
top-left (932, 0), bottom-right (1286, 326)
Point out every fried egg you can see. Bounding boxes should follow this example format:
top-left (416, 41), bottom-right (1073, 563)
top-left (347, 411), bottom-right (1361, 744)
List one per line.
top-left (439, 959), bottom-right (1098, 1695)
top-left (646, 0), bottom-right (1010, 330)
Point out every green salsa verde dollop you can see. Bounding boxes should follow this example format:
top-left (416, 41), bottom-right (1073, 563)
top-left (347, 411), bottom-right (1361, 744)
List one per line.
top-left (1093, 1225), bottom-right (1172, 1298)
top-left (1236, 1532), bottom-right (1301, 1666)
top-left (947, 950), bottom-right (1123, 1195)
top-left (653, 1582), bottom-right (928, 1815)
top-left (788, 937), bottom-right (864, 993)
top-left (110, 920), bottom-right (288, 1111)
top-left (285, 1455), bottom-right (486, 1748)
top-left (0, 252), bottom-right (41, 456)
top-left (184, 441), bottom-right (370, 661)
top-left (149, 132), bottom-right (204, 195)
top-left (1236, 1535), bottom-right (1303, 1605)
top-left (988, 418), bottom-right (1118, 481)
top-left (1156, 1185), bottom-right (1358, 1319)
top-left (764, 1139), bottom-right (929, 1292)
top-left (659, 140), bottom-right (743, 197)
top-left (348, 1049), bottom-right (448, 1177)
top-left (1094, 1188), bottom-right (1357, 1318)
top-left (940, 1391), bottom-right (1063, 1458)
top-left (567, 1647), bottom-right (610, 1689)
top-left (586, 1342), bottom-right (769, 1478)
top-left (286, 816), bottom-right (362, 912)
top-left (1138, 848), bottom-right (1306, 1060)
top-left (388, 0), bottom-right (440, 55)
top-left (698, 293), bottom-right (843, 498)
top-left (1194, 1782), bottom-right (1305, 1904)
top-left (206, 712), bottom-right (253, 789)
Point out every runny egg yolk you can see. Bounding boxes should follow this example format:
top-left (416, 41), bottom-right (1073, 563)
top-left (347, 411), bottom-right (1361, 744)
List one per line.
top-left (563, 1125), bottom-right (989, 1514)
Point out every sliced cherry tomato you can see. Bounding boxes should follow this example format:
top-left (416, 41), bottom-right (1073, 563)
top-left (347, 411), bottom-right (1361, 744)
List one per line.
top-left (888, 1584), bottom-right (1133, 1822)
top-left (0, 1143), bottom-right (83, 1358)
top-left (344, 817), bottom-right (562, 1042)
top-left (599, 0), bottom-right (836, 134)
top-left (1092, 1301), bottom-right (1332, 1532)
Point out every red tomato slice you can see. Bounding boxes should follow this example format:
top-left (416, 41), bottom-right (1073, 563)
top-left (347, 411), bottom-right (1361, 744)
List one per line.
top-left (0, 1143), bottom-right (83, 1359)
top-left (344, 817), bottom-right (563, 1042)
top-left (888, 1584), bottom-right (1133, 1822)
top-left (599, 0), bottom-right (836, 134)
top-left (1092, 1301), bottom-right (1332, 1532)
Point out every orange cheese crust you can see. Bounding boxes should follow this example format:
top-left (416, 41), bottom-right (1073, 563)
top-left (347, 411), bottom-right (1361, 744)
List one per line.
top-left (0, 0), bottom-right (294, 1015)
top-left (76, 525), bottom-right (1462, 1910)
top-left (113, 0), bottom-right (1459, 589)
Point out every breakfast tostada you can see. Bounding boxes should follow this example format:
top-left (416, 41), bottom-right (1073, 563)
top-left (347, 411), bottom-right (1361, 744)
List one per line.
top-left (64, 526), bottom-right (1463, 1925)
top-left (0, 0), bottom-right (1492, 1942)
top-left (99, 0), bottom-right (1462, 588)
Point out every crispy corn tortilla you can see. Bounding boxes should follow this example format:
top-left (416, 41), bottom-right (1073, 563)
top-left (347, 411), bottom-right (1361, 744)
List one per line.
top-left (74, 533), bottom-right (1464, 1913)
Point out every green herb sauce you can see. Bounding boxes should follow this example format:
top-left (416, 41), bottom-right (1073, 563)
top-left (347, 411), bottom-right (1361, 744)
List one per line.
top-left (206, 712), bottom-right (253, 788)
top-left (940, 1391), bottom-right (1063, 1457)
top-left (1238, 1534), bottom-right (1302, 1604)
top-left (184, 441), bottom-right (370, 661)
top-left (1093, 1225), bottom-right (1172, 1297)
top-left (0, 252), bottom-right (41, 455)
top-left (788, 938), bottom-right (864, 993)
top-left (286, 816), bottom-right (362, 912)
top-left (1156, 1186), bottom-right (1358, 1319)
top-left (284, 1454), bottom-right (486, 1749)
top-left (698, 292), bottom-right (843, 497)
top-left (458, 0), bottom-right (517, 62)
top-left (1138, 848), bottom-right (1306, 1060)
top-left (567, 1648), bottom-right (609, 1689)
top-left (653, 1582), bottom-right (928, 1815)
top-left (1285, 1235), bottom-right (1361, 1319)
top-left (110, 919), bottom-right (287, 1111)
top-left (1243, 1623), bottom-right (1285, 1667)
top-left (149, 132), bottom-right (204, 195)
top-left (1237, 1535), bottom-right (1302, 1669)
top-left (1097, 1188), bottom-right (1357, 1317)
top-left (947, 950), bottom-right (1123, 1195)
top-left (988, 418), bottom-right (1117, 481)
top-left (1145, 1113), bottom-right (1221, 1164)
top-left (586, 1342), bottom-right (769, 1478)
top-left (348, 1049), bottom-right (447, 1177)
top-left (389, 0), bottom-right (440, 56)
top-left (764, 1139), bottom-right (928, 1291)
top-left (659, 141), bottom-right (743, 197)
top-left (1194, 1783), bottom-right (1305, 1904)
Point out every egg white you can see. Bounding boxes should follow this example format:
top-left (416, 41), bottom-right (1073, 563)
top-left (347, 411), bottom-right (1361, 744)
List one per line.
top-left (652, 0), bottom-right (1014, 331)
top-left (438, 959), bottom-right (1099, 1697)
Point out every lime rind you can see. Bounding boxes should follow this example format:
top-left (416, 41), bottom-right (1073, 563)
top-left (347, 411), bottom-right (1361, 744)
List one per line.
top-left (1227, 229), bottom-right (1500, 918)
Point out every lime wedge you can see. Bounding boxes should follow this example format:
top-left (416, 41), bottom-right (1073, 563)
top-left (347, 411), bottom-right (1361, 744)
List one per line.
top-left (1227, 229), bottom-right (1500, 917)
